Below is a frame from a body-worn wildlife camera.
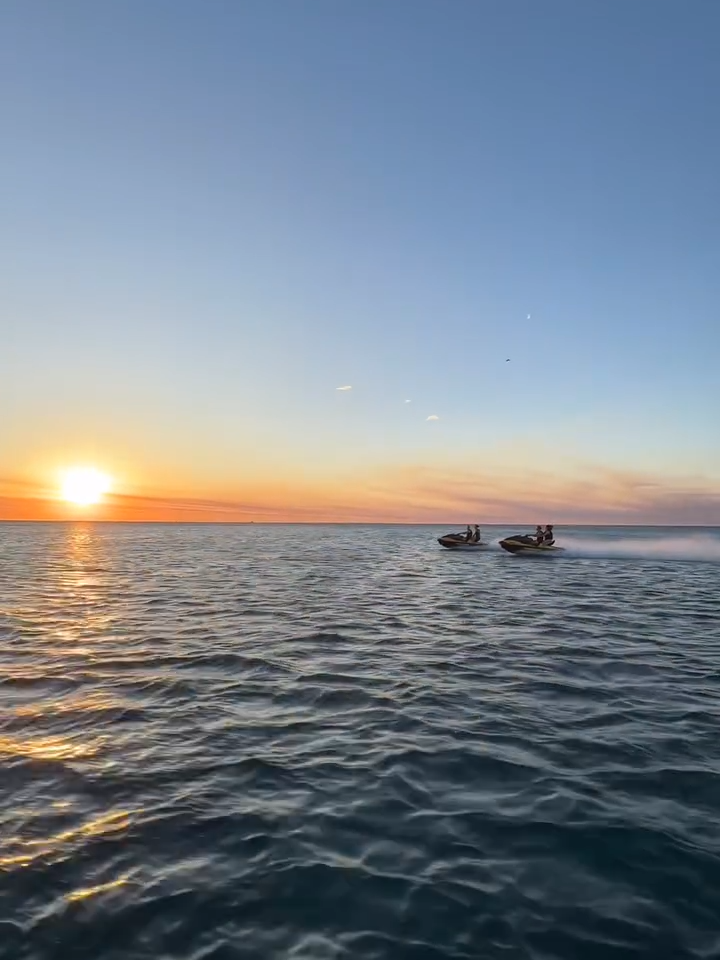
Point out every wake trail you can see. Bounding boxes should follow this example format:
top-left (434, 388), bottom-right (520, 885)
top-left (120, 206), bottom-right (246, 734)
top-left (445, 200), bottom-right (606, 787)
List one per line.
top-left (562, 534), bottom-right (720, 563)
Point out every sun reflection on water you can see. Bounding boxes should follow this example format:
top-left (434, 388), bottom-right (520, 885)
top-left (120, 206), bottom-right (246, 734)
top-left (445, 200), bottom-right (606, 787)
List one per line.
top-left (66, 873), bottom-right (131, 902)
top-left (0, 733), bottom-right (104, 761)
top-left (0, 525), bottom-right (139, 878)
top-left (0, 809), bottom-right (139, 868)
top-left (13, 691), bottom-right (127, 719)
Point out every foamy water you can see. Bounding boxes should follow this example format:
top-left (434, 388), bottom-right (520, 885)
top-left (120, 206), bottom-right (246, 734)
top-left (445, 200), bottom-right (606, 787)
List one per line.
top-left (561, 532), bottom-right (720, 562)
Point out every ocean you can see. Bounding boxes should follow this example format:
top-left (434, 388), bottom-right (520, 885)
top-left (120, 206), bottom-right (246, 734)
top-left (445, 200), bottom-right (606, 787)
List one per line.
top-left (1, 522), bottom-right (719, 960)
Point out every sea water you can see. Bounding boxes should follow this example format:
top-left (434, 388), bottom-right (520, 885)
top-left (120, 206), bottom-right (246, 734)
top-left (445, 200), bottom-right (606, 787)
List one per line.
top-left (1, 523), bottom-right (719, 959)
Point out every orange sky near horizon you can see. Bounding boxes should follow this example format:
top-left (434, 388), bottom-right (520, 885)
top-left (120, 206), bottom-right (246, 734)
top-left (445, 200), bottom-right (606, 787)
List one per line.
top-left (2, 458), bottom-right (719, 525)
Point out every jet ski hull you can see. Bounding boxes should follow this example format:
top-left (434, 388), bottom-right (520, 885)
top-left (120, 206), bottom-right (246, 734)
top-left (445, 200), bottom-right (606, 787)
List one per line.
top-left (438, 535), bottom-right (487, 550)
top-left (499, 535), bottom-right (564, 556)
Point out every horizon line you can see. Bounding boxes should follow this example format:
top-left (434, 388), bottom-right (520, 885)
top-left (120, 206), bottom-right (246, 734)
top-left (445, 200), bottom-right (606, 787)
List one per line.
top-left (1, 519), bottom-right (718, 528)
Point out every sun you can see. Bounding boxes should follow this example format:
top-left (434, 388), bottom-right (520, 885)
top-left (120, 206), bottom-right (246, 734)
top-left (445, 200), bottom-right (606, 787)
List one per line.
top-left (60, 468), bottom-right (112, 506)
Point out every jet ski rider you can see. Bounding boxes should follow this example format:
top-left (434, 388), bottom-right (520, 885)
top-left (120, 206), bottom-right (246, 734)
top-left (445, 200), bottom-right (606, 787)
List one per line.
top-left (543, 525), bottom-right (555, 544)
top-left (535, 525), bottom-right (544, 544)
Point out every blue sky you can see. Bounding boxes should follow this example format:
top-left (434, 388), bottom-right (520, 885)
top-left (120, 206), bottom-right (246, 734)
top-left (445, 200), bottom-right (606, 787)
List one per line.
top-left (2, 0), bottom-right (719, 519)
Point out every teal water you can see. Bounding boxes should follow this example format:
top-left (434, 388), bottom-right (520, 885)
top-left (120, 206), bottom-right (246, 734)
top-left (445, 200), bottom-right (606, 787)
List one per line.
top-left (1, 523), bottom-right (719, 959)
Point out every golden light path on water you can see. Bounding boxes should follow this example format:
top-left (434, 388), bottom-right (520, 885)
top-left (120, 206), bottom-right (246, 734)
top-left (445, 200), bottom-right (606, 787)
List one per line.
top-left (0, 525), bottom-right (138, 906)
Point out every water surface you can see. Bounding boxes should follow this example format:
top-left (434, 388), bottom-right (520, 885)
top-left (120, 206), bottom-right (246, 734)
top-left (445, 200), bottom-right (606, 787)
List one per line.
top-left (1, 523), bottom-right (719, 959)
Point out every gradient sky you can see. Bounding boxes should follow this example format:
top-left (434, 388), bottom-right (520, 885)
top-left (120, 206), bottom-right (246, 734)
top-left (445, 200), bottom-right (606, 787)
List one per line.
top-left (2, 0), bottom-right (719, 522)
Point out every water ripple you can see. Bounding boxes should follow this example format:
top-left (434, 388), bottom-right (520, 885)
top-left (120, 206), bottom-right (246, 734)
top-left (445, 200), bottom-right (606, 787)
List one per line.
top-left (1, 523), bottom-right (719, 959)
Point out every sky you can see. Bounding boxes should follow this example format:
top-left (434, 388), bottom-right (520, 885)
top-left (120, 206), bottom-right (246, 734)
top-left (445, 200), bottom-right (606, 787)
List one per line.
top-left (2, 0), bottom-right (719, 523)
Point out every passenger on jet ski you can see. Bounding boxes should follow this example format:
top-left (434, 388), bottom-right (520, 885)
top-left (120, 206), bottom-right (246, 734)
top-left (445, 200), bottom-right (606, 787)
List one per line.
top-left (543, 525), bottom-right (555, 545)
top-left (472, 525), bottom-right (481, 542)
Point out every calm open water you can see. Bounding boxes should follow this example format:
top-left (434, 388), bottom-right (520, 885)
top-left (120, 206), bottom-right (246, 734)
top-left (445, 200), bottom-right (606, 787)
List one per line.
top-left (1, 523), bottom-right (719, 960)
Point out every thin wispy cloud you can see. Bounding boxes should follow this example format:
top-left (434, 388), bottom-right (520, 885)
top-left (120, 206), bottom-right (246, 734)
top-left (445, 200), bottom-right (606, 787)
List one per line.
top-left (426, 415), bottom-right (439, 421)
top-left (356, 460), bottom-right (720, 525)
top-left (336, 385), bottom-right (352, 391)
top-left (404, 399), bottom-right (412, 403)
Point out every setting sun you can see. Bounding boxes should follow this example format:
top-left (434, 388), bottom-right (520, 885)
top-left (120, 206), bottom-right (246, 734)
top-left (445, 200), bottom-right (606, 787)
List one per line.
top-left (59, 468), bottom-right (111, 506)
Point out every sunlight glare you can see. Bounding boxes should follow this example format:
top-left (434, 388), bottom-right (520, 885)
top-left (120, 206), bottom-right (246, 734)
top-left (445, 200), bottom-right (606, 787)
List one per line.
top-left (60, 468), bottom-right (111, 506)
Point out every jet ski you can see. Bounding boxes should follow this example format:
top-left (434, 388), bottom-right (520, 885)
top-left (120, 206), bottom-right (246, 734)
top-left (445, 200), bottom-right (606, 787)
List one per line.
top-left (499, 534), bottom-right (565, 556)
top-left (438, 533), bottom-right (487, 550)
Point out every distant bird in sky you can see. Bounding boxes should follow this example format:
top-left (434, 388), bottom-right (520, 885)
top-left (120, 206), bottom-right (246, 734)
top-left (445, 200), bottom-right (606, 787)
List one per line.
top-left (336, 385), bottom-right (352, 391)
top-left (527, 314), bottom-right (531, 320)
top-left (506, 358), bottom-right (511, 362)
